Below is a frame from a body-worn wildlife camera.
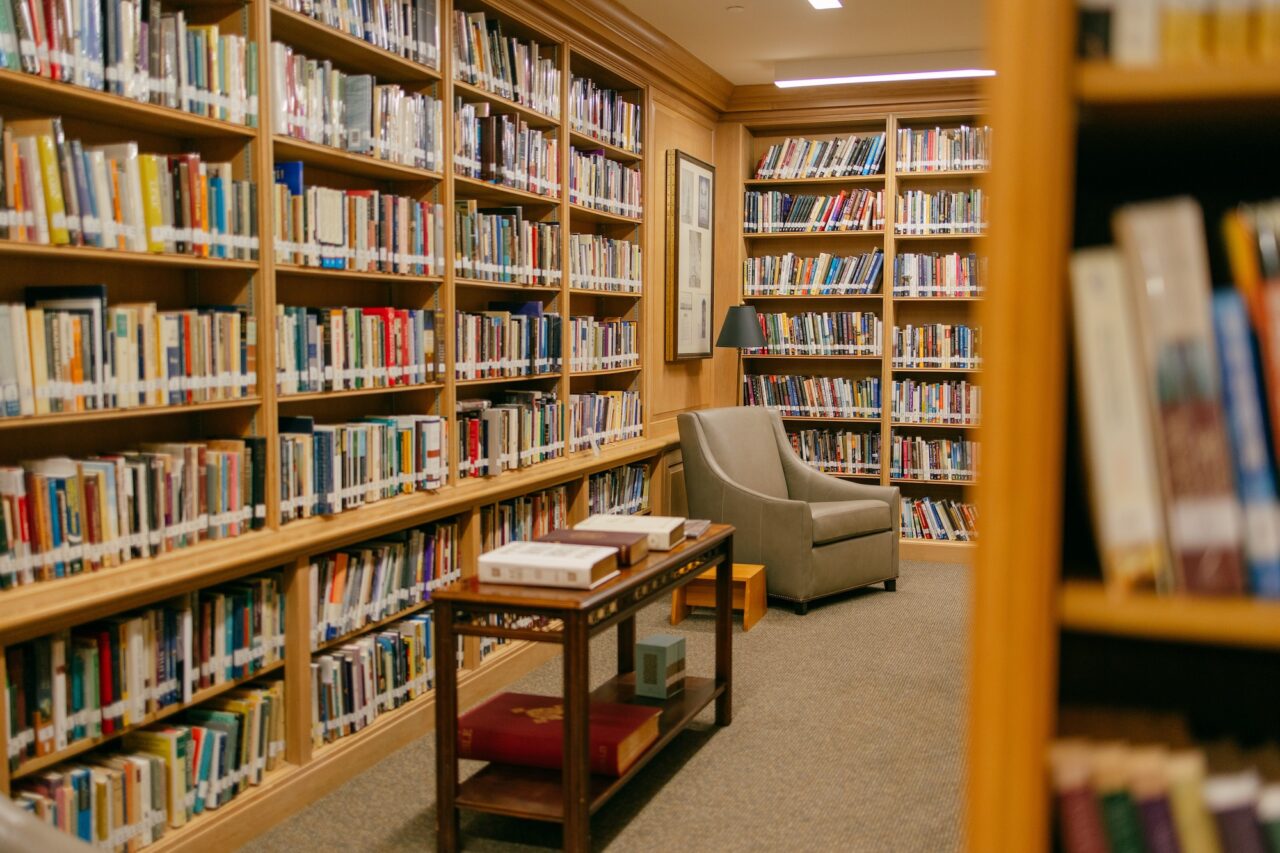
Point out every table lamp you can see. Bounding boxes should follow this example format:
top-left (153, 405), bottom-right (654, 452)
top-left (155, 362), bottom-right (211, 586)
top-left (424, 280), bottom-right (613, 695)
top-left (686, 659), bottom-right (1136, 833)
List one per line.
top-left (716, 305), bottom-right (766, 405)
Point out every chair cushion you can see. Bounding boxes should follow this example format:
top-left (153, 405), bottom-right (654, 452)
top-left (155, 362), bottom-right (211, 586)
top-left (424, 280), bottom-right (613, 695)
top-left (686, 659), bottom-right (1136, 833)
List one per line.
top-left (810, 500), bottom-right (891, 545)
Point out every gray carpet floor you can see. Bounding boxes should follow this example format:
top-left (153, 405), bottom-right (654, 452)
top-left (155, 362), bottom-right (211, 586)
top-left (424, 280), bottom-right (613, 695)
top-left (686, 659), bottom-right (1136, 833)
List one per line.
top-left (242, 559), bottom-right (967, 852)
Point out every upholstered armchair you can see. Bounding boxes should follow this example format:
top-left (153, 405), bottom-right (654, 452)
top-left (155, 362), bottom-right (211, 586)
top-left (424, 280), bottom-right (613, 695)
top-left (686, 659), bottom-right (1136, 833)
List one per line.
top-left (677, 407), bottom-right (900, 614)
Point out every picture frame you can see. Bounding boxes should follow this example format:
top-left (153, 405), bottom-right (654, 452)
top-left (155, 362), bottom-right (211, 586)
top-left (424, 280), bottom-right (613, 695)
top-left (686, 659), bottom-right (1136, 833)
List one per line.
top-left (665, 149), bottom-right (715, 361)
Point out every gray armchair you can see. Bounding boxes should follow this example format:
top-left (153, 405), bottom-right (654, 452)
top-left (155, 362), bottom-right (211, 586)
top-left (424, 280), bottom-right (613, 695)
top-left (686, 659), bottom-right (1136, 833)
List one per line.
top-left (677, 407), bottom-right (900, 614)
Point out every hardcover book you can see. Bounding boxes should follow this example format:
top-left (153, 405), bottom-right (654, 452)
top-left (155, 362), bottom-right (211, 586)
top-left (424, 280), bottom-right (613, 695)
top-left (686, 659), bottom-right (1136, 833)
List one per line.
top-left (575, 514), bottom-right (685, 551)
top-left (457, 691), bottom-right (660, 776)
top-left (477, 541), bottom-right (619, 589)
top-left (535, 528), bottom-right (648, 566)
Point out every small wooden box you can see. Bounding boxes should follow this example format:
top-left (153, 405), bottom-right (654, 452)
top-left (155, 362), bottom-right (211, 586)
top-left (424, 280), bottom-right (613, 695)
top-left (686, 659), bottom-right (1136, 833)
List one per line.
top-left (635, 634), bottom-right (686, 699)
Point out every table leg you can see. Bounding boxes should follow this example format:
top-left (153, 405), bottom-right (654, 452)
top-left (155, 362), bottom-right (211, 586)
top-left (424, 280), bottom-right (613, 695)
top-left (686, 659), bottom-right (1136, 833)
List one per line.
top-left (434, 604), bottom-right (459, 851)
top-left (617, 614), bottom-right (636, 675)
top-left (562, 613), bottom-right (591, 852)
top-left (669, 585), bottom-right (689, 625)
top-left (715, 544), bottom-right (733, 726)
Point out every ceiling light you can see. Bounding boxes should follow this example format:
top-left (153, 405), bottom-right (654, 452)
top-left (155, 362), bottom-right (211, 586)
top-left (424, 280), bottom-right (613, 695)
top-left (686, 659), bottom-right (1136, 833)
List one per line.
top-left (808, 0), bottom-right (842, 8)
top-left (776, 69), bottom-right (995, 88)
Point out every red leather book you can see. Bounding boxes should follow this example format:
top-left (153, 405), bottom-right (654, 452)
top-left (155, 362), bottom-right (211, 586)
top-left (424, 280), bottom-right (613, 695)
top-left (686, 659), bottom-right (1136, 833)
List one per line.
top-left (458, 692), bottom-right (660, 777)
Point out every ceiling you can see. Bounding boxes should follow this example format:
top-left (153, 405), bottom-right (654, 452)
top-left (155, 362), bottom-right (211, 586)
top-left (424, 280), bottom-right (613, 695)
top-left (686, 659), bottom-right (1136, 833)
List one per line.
top-left (616, 0), bottom-right (986, 86)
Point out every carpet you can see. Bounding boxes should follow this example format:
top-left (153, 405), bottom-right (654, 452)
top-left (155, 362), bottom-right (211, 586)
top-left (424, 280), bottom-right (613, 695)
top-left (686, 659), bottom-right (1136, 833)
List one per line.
top-left (241, 559), bottom-right (968, 852)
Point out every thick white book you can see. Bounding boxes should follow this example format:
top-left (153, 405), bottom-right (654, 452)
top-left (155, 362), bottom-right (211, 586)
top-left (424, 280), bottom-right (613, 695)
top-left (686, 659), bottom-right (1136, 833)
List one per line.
top-left (478, 541), bottom-right (620, 590)
top-left (575, 514), bottom-right (686, 551)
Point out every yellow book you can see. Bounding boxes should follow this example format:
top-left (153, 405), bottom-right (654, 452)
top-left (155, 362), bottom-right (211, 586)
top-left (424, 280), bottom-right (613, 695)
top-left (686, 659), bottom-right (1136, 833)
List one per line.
top-left (26, 306), bottom-right (49, 415)
top-left (1163, 0), bottom-right (1212, 63)
top-left (1212, 0), bottom-right (1254, 60)
top-left (1260, 0), bottom-right (1280, 59)
top-left (138, 154), bottom-right (165, 253)
top-left (1167, 750), bottom-right (1224, 853)
top-left (8, 120), bottom-right (71, 244)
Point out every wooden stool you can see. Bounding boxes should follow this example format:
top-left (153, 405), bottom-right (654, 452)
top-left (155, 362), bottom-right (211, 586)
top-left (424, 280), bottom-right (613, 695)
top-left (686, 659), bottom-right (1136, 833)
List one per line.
top-left (671, 563), bottom-right (767, 631)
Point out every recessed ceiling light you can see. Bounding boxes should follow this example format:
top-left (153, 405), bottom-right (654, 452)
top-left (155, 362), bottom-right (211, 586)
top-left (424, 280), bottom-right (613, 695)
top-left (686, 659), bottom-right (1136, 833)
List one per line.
top-left (808, 0), bottom-right (842, 9)
top-left (775, 68), bottom-right (996, 88)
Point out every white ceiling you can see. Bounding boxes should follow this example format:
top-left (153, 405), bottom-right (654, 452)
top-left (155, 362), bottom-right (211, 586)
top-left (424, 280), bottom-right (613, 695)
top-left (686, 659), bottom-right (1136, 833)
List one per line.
top-left (617, 0), bottom-right (986, 86)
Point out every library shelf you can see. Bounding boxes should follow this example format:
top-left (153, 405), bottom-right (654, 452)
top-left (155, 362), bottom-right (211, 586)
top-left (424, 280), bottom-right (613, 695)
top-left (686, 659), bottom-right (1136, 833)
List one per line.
top-left (453, 174), bottom-right (560, 206)
top-left (741, 354), bottom-right (883, 361)
top-left (893, 169), bottom-right (989, 180)
top-left (567, 287), bottom-right (643, 298)
top-left (453, 277), bottom-right (561, 293)
top-left (272, 135), bottom-right (444, 182)
top-left (570, 366), bottom-right (641, 377)
top-left (891, 366), bottom-right (982, 373)
top-left (1076, 61), bottom-right (1280, 105)
top-left (568, 130), bottom-right (642, 163)
top-left (454, 674), bottom-right (722, 821)
top-left (267, 4), bottom-right (442, 84)
top-left (0, 397), bottom-right (264, 432)
top-left (890, 477), bottom-right (973, 486)
top-left (893, 295), bottom-right (984, 302)
top-left (890, 421), bottom-right (980, 430)
top-left (451, 79), bottom-right (560, 129)
top-left (1058, 579), bottom-right (1280, 651)
top-left (742, 292), bottom-right (883, 300)
top-left (0, 239), bottom-right (259, 270)
top-left (274, 264), bottom-right (443, 284)
top-left (778, 415), bottom-right (883, 424)
top-left (893, 232), bottom-right (988, 240)
top-left (11, 660), bottom-right (286, 780)
top-left (312, 600), bottom-right (433, 654)
top-left (832, 471), bottom-right (882, 481)
top-left (277, 383), bottom-right (445, 404)
top-left (0, 69), bottom-right (258, 140)
top-left (742, 174), bottom-right (885, 187)
top-left (568, 202), bottom-right (642, 226)
top-left (454, 373), bottom-right (563, 387)
top-left (743, 230), bottom-right (885, 240)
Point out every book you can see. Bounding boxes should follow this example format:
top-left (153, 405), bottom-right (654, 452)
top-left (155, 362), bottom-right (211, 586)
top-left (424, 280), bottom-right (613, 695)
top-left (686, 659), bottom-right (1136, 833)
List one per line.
top-left (586, 462), bottom-right (650, 516)
top-left (477, 540), bottom-right (619, 589)
top-left (457, 692), bottom-right (660, 776)
top-left (568, 233), bottom-right (642, 293)
top-left (536, 528), bottom-right (649, 566)
top-left (575, 514), bottom-right (684, 551)
top-left (568, 148), bottom-right (642, 217)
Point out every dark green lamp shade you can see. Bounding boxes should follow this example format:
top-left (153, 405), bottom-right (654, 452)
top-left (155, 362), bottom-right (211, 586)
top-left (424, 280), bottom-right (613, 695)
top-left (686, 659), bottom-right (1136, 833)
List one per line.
top-left (716, 305), bottom-right (766, 349)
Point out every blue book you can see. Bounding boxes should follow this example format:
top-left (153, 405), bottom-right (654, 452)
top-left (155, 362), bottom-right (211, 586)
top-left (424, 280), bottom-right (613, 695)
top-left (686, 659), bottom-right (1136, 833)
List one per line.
top-left (273, 161), bottom-right (304, 196)
top-left (1213, 289), bottom-right (1280, 596)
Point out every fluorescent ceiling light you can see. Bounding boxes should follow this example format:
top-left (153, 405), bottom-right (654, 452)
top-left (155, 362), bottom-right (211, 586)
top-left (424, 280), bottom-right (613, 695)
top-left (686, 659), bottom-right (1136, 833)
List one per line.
top-left (808, 0), bottom-right (842, 8)
top-left (776, 69), bottom-right (995, 88)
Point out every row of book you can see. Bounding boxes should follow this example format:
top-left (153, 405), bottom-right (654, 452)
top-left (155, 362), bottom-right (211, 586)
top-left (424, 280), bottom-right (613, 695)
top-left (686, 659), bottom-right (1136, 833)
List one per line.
top-left (14, 678), bottom-right (285, 845)
top-left (273, 162), bottom-right (444, 274)
top-left (743, 189), bottom-right (885, 234)
top-left (1072, 196), bottom-right (1280, 598)
top-left (742, 374), bottom-right (882, 420)
top-left (569, 390), bottom-right (643, 451)
top-left (752, 133), bottom-right (886, 180)
top-left (1077, 0), bottom-right (1280, 65)
top-left (587, 463), bottom-right (650, 516)
top-left (277, 414), bottom-right (447, 522)
top-left (892, 379), bottom-right (981, 425)
top-left (2, 120), bottom-right (258, 258)
top-left (451, 9), bottom-right (559, 118)
top-left (454, 307), bottom-right (561, 380)
top-left (568, 76), bottom-right (641, 155)
top-left (568, 316), bottom-right (639, 373)
top-left (0, 293), bottom-right (257, 418)
top-left (788, 428), bottom-right (881, 476)
top-left (894, 126), bottom-right (992, 173)
top-left (0, 0), bottom-right (259, 126)
top-left (747, 311), bottom-right (883, 357)
top-left (892, 251), bottom-right (986, 298)
top-left (479, 485), bottom-right (568, 551)
top-left (743, 250), bottom-right (884, 296)
top-left (313, 612), bottom-right (436, 746)
top-left (453, 103), bottom-right (560, 198)
top-left (6, 573), bottom-right (284, 768)
top-left (892, 323), bottom-right (982, 369)
top-left (889, 436), bottom-right (978, 482)
top-left (1, 438), bottom-right (266, 589)
top-left (309, 519), bottom-right (457, 648)
top-left (456, 393), bottom-right (563, 479)
top-left (568, 233), bottom-right (642, 293)
top-left (454, 200), bottom-right (561, 285)
top-left (569, 149), bottom-right (642, 219)
top-left (272, 42), bottom-right (444, 171)
top-left (274, 306), bottom-right (443, 396)
top-left (895, 189), bottom-right (986, 235)
top-left (901, 497), bottom-right (976, 541)
top-left (276, 0), bottom-right (439, 68)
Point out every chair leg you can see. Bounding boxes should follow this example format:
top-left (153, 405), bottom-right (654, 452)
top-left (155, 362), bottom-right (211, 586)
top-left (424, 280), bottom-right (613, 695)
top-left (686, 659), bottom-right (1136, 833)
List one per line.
top-left (793, 600), bottom-right (809, 616)
top-left (885, 579), bottom-right (897, 591)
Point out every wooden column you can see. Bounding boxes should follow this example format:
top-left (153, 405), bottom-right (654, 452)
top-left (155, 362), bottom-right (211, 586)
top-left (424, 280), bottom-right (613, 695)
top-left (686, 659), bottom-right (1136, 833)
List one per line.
top-left (283, 555), bottom-right (314, 766)
top-left (434, 599), bottom-right (459, 852)
top-left (561, 612), bottom-right (591, 852)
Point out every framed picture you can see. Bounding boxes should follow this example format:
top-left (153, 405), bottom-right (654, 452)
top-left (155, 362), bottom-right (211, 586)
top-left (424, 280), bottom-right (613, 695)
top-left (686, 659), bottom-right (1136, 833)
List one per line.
top-left (665, 150), bottom-right (715, 361)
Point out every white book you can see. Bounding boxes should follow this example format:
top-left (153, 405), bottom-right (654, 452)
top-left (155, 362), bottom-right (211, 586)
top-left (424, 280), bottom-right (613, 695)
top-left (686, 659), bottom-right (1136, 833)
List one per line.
top-left (9, 305), bottom-right (34, 416)
top-left (575, 514), bottom-right (686, 551)
top-left (1112, 0), bottom-right (1161, 66)
top-left (478, 540), bottom-right (620, 589)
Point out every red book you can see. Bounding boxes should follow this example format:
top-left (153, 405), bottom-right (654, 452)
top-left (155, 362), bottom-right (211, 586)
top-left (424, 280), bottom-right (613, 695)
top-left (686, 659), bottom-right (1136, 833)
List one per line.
top-left (458, 692), bottom-right (661, 777)
top-left (96, 629), bottom-right (114, 735)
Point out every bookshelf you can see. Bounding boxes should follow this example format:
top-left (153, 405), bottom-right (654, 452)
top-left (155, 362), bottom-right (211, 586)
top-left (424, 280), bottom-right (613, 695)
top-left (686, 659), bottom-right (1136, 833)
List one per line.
top-left (723, 108), bottom-right (987, 561)
top-left (0, 0), bottom-right (675, 845)
top-left (969, 2), bottom-right (1280, 851)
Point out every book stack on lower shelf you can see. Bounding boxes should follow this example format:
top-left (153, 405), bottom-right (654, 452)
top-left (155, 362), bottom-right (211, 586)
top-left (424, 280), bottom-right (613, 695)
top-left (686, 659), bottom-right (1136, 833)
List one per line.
top-left (586, 462), bottom-right (650, 516)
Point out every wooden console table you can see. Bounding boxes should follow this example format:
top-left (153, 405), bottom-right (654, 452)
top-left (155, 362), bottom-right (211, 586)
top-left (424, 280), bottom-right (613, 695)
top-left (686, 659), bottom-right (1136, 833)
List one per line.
top-left (433, 523), bottom-right (735, 852)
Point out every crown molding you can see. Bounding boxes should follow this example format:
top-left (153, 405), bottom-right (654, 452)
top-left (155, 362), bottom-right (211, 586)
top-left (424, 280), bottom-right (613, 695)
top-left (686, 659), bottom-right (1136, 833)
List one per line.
top-left (724, 76), bottom-right (988, 118)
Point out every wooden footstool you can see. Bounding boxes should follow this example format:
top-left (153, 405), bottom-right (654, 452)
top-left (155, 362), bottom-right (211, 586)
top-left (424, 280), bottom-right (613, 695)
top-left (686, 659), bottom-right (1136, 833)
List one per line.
top-left (671, 563), bottom-right (767, 631)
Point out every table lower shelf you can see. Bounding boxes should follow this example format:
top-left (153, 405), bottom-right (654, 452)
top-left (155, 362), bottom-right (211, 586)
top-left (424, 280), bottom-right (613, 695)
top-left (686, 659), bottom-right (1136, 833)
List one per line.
top-left (455, 674), bottom-right (722, 822)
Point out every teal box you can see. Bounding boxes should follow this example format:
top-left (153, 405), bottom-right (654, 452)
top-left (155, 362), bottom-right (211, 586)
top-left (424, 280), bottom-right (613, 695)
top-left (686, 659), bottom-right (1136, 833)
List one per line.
top-left (635, 633), bottom-right (686, 699)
